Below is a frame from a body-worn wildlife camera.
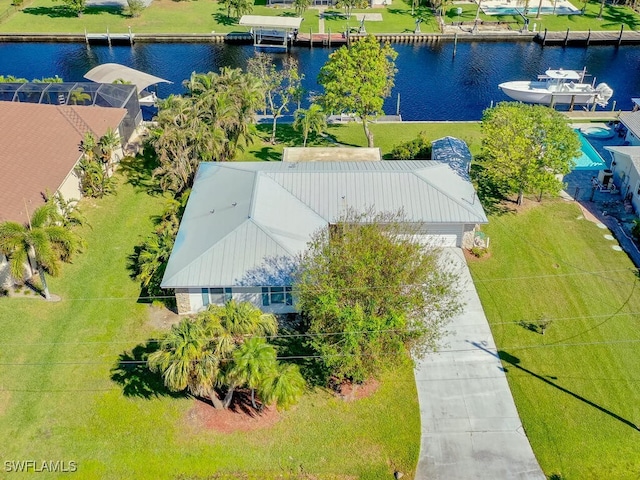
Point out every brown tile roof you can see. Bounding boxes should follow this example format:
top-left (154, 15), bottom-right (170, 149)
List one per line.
top-left (0, 102), bottom-right (127, 223)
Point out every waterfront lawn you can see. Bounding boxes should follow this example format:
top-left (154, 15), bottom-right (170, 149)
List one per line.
top-left (321, 4), bottom-right (436, 35)
top-left (0, 174), bottom-right (420, 479)
top-left (0, 0), bottom-right (319, 34)
top-left (468, 201), bottom-right (640, 479)
top-left (445, 0), bottom-right (640, 32)
top-left (245, 121), bottom-right (482, 161)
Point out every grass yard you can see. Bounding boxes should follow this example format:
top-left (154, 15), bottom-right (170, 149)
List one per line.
top-left (446, 0), bottom-right (640, 32)
top-left (1, 0), bottom-right (638, 33)
top-left (0, 172), bottom-right (420, 479)
top-left (468, 201), bottom-right (640, 479)
top-left (0, 0), bottom-right (319, 34)
top-left (246, 121), bottom-right (483, 162)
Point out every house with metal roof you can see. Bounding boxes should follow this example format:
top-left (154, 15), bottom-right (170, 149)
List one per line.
top-left (619, 110), bottom-right (640, 146)
top-left (162, 160), bottom-right (488, 314)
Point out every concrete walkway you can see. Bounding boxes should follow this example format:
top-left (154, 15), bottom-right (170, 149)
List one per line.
top-left (414, 249), bottom-right (545, 480)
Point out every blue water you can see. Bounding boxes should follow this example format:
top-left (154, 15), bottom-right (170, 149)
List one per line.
top-left (1, 42), bottom-right (639, 120)
top-left (573, 130), bottom-right (607, 170)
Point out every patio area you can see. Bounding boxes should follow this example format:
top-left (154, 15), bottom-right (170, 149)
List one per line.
top-left (562, 122), bottom-right (640, 267)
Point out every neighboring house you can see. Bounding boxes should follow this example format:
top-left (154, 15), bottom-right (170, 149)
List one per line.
top-left (0, 102), bottom-right (127, 288)
top-left (619, 110), bottom-right (640, 146)
top-left (605, 146), bottom-right (640, 213)
top-left (162, 160), bottom-right (488, 314)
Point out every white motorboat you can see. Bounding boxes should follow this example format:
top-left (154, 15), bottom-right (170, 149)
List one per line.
top-left (499, 69), bottom-right (613, 107)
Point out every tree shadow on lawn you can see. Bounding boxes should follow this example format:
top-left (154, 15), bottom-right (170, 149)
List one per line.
top-left (118, 146), bottom-right (163, 195)
top-left (212, 13), bottom-right (238, 26)
top-left (470, 340), bottom-right (639, 431)
top-left (253, 146), bottom-right (282, 161)
top-left (23, 5), bottom-right (125, 17)
top-left (111, 341), bottom-right (187, 399)
top-left (601, 8), bottom-right (640, 29)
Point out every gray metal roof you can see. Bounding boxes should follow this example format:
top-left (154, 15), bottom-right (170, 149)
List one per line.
top-left (162, 160), bottom-right (488, 288)
top-left (239, 15), bottom-right (303, 29)
top-left (620, 111), bottom-right (640, 137)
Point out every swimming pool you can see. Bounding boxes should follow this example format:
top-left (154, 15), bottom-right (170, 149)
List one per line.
top-left (482, 5), bottom-right (579, 15)
top-left (573, 130), bottom-right (607, 170)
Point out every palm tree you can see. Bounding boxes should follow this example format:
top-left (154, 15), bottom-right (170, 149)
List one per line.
top-left (134, 229), bottom-right (175, 288)
top-left (148, 318), bottom-right (225, 408)
top-left (0, 202), bottom-right (82, 300)
top-left (294, 0), bottom-right (311, 16)
top-left (69, 87), bottom-right (91, 105)
top-left (227, 337), bottom-right (277, 409)
top-left (293, 104), bottom-right (327, 147)
top-left (97, 128), bottom-right (120, 176)
top-left (261, 363), bottom-right (306, 411)
top-left (150, 301), bottom-right (281, 409)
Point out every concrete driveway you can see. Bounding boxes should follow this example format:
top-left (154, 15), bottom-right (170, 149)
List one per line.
top-left (414, 248), bottom-right (545, 479)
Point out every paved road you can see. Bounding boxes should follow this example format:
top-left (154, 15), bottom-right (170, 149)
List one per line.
top-left (414, 249), bottom-right (545, 480)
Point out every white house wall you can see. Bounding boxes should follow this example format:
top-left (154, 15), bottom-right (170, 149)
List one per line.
top-left (57, 159), bottom-right (83, 204)
top-left (611, 152), bottom-right (640, 213)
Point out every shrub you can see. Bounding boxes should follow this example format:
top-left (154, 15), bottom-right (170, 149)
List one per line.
top-left (126, 0), bottom-right (145, 17)
top-left (390, 131), bottom-right (431, 160)
top-left (470, 246), bottom-right (487, 258)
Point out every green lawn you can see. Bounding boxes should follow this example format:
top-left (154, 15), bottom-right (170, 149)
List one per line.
top-left (0, 174), bottom-right (420, 479)
top-left (468, 201), bottom-right (640, 479)
top-left (446, 0), bottom-right (640, 32)
top-left (246, 121), bottom-right (483, 161)
top-left (1, 0), bottom-right (638, 33)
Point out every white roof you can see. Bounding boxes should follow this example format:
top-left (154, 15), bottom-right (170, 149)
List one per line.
top-left (544, 69), bottom-right (582, 80)
top-left (84, 63), bottom-right (171, 93)
top-left (239, 15), bottom-right (303, 29)
top-left (162, 160), bottom-right (487, 289)
top-left (283, 147), bottom-right (381, 162)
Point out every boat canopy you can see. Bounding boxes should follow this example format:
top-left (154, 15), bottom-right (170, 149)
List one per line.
top-left (238, 15), bottom-right (303, 30)
top-left (543, 69), bottom-right (582, 80)
top-left (84, 63), bottom-right (171, 94)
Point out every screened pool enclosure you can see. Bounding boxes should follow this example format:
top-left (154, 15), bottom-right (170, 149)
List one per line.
top-left (0, 82), bottom-right (141, 141)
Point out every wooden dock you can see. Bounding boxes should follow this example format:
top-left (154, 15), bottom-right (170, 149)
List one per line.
top-left (535, 26), bottom-right (640, 46)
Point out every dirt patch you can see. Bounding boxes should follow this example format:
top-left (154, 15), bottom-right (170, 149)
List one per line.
top-left (147, 304), bottom-right (180, 330)
top-left (463, 248), bottom-right (492, 263)
top-left (186, 398), bottom-right (281, 434)
top-left (336, 379), bottom-right (380, 402)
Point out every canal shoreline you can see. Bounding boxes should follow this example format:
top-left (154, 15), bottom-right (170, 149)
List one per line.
top-left (3, 29), bottom-right (640, 46)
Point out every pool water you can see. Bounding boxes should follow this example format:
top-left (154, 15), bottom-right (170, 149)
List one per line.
top-left (573, 130), bottom-right (607, 170)
top-left (482, 5), bottom-right (579, 15)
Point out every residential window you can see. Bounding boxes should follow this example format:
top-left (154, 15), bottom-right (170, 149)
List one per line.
top-left (261, 286), bottom-right (293, 306)
top-left (224, 287), bottom-right (233, 303)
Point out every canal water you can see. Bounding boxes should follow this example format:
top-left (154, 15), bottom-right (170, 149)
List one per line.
top-left (1, 41), bottom-right (639, 120)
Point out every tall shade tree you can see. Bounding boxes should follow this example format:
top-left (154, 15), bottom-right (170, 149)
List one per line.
top-left (152, 68), bottom-right (263, 194)
top-left (293, 104), bottom-right (327, 147)
top-left (318, 36), bottom-right (397, 148)
top-left (248, 53), bottom-right (303, 145)
top-left (0, 201), bottom-right (83, 299)
top-left (479, 102), bottom-right (580, 206)
top-left (148, 301), bottom-right (304, 410)
top-left (296, 209), bottom-right (463, 384)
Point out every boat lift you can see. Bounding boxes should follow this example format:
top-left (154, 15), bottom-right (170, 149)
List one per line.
top-left (239, 15), bottom-right (303, 50)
